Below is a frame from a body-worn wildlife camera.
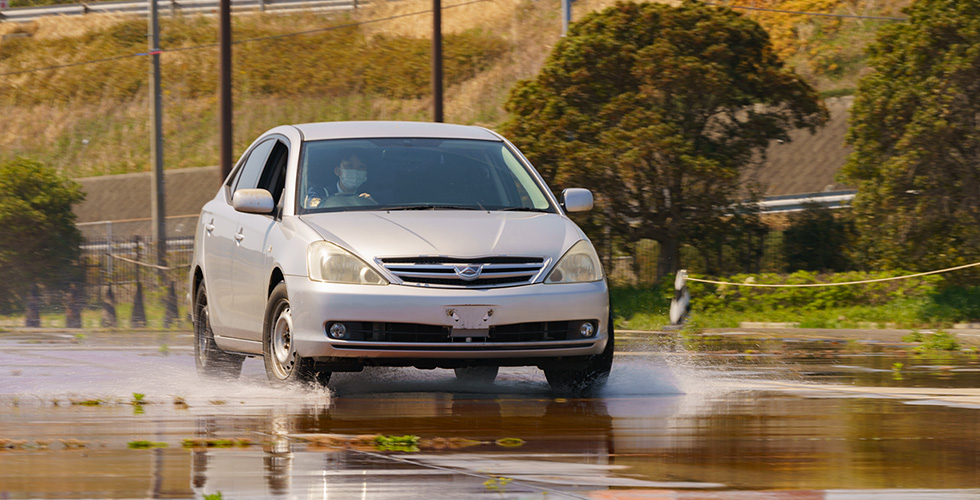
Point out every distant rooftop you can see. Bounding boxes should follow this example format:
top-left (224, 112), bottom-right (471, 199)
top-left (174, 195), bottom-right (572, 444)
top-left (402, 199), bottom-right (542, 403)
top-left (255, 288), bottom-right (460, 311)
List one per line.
top-left (746, 96), bottom-right (854, 197)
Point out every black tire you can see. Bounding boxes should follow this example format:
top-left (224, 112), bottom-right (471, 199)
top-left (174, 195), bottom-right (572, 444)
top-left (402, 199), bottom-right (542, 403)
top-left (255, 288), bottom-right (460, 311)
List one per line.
top-left (262, 282), bottom-right (330, 386)
top-left (544, 313), bottom-right (614, 393)
top-left (454, 366), bottom-right (499, 385)
top-left (194, 282), bottom-right (244, 379)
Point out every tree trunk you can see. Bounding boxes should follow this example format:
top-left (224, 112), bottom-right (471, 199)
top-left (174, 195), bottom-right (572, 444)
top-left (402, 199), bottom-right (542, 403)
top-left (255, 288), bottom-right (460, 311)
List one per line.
top-left (65, 282), bottom-right (83, 329)
top-left (131, 282), bottom-right (147, 328)
top-left (656, 237), bottom-right (680, 281)
top-left (25, 284), bottom-right (41, 328)
top-left (102, 285), bottom-right (117, 328)
top-left (163, 281), bottom-right (178, 328)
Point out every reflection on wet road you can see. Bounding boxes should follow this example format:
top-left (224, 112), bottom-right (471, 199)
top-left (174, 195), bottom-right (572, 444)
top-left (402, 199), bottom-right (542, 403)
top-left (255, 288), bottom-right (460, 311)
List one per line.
top-left (1, 330), bottom-right (979, 499)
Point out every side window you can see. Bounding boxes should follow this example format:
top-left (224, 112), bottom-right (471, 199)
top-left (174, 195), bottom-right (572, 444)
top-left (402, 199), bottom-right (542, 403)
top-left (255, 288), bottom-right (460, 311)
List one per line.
top-left (233, 139), bottom-right (276, 193)
top-left (257, 141), bottom-right (289, 207)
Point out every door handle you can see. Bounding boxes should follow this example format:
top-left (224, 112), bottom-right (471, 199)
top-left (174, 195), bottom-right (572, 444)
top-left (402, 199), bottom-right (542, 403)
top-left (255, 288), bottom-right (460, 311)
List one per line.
top-left (235, 229), bottom-right (245, 244)
top-left (205, 222), bottom-right (215, 233)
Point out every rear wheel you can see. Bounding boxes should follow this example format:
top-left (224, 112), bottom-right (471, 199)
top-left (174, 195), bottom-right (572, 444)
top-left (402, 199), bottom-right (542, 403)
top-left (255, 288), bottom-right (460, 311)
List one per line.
top-left (263, 282), bottom-right (330, 386)
top-left (544, 313), bottom-right (614, 393)
top-left (194, 283), bottom-right (244, 379)
top-left (454, 366), bottom-right (498, 385)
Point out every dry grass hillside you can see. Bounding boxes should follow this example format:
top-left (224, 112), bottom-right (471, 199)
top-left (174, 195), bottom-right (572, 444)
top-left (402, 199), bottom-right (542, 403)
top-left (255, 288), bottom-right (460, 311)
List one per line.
top-left (0, 0), bottom-right (910, 178)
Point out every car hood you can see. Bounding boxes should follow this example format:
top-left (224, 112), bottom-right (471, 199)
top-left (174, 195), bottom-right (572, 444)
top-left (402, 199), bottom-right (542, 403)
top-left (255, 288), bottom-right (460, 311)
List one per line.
top-left (298, 211), bottom-right (584, 261)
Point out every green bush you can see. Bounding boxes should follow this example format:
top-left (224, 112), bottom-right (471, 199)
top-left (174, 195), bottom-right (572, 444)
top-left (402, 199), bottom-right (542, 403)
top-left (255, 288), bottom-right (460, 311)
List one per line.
top-left (922, 286), bottom-right (980, 323)
top-left (690, 270), bottom-right (943, 314)
top-left (783, 203), bottom-right (852, 272)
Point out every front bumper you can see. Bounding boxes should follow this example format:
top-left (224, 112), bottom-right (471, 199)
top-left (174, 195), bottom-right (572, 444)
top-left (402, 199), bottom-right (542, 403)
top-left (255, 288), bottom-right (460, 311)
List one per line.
top-left (286, 275), bottom-right (609, 363)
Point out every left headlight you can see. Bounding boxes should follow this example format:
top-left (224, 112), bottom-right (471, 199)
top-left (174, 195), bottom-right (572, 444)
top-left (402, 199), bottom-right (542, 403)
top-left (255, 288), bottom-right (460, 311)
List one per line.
top-left (307, 241), bottom-right (387, 285)
top-left (545, 240), bottom-right (603, 284)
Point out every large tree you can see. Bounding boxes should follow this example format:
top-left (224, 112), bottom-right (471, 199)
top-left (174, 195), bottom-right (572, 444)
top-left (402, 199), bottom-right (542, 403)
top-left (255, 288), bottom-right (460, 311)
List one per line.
top-left (501, 0), bottom-right (826, 278)
top-left (841, 0), bottom-right (980, 273)
top-left (0, 158), bottom-right (85, 322)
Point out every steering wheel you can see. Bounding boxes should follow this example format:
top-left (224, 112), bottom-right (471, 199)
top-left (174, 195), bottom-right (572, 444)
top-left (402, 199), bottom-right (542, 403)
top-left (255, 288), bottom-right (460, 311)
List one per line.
top-left (321, 193), bottom-right (378, 208)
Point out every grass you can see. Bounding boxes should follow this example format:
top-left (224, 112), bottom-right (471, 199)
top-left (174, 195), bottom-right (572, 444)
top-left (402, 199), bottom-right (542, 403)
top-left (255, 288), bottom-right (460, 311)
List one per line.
top-left (610, 279), bottom-right (980, 332)
top-left (0, 298), bottom-right (188, 330)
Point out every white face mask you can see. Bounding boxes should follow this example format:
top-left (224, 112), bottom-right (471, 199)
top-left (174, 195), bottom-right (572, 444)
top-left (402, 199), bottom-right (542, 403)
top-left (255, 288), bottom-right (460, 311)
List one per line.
top-left (339, 169), bottom-right (367, 191)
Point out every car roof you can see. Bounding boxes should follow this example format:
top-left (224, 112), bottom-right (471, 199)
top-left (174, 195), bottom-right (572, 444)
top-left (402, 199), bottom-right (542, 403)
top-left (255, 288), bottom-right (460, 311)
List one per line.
top-left (292, 121), bottom-right (503, 142)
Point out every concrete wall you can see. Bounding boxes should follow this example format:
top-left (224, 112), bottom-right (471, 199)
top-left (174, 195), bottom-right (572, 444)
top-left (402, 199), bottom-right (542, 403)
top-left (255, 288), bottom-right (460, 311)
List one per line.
top-left (74, 166), bottom-right (223, 241)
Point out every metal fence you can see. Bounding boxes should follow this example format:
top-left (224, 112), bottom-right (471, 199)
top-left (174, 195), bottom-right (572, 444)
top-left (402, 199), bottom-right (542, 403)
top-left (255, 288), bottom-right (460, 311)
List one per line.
top-left (77, 236), bottom-right (195, 328)
top-left (605, 232), bottom-right (788, 286)
top-left (0, 0), bottom-right (367, 22)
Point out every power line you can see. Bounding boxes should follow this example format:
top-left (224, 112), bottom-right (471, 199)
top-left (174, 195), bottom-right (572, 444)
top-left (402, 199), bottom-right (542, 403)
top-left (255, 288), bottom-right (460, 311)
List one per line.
top-left (703, 2), bottom-right (907, 21)
top-left (0, 0), bottom-right (491, 77)
top-left (0, 52), bottom-right (145, 77)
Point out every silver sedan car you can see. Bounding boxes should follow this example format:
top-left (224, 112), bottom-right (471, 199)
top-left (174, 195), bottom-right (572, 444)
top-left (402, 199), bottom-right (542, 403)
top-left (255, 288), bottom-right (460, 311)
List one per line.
top-left (190, 121), bottom-right (612, 390)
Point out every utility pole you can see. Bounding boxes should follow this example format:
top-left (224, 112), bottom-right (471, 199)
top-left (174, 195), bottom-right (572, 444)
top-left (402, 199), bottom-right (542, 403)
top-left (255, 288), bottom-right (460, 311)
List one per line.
top-left (432, 0), bottom-right (443, 122)
top-left (219, 0), bottom-right (233, 180)
top-left (148, 0), bottom-right (166, 266)
top-left (561, 0), bottom-right (572, 36)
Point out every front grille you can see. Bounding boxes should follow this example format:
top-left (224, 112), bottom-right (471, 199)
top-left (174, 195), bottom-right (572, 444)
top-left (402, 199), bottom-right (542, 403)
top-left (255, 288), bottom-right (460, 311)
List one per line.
top-left (378, 256), bottom-right (546, 288)
top-left (330, 320), bottom-right (595, 344)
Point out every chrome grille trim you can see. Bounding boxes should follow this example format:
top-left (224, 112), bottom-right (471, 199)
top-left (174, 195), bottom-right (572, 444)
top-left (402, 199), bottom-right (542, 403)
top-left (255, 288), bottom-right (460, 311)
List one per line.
top-left (378, 256), bottom-right (548, 288)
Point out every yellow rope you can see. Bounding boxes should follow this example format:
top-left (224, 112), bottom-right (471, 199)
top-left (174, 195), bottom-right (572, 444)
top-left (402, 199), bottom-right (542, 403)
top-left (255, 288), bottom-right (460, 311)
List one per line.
top-left (686, 261), bottom-right (980, 288)
top-left (108, 253), bottom-right (173, 271)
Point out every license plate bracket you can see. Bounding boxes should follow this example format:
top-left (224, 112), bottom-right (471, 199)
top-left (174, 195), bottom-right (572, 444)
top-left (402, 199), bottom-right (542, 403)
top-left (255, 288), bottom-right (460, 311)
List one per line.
top-left (446, 305), bottom-right (496, 337)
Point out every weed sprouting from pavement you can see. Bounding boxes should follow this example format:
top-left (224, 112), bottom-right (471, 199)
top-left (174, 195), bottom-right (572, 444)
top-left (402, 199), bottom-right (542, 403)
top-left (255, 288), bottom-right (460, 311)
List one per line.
top-left (71, 399), bottom-right (104, 406)
top-left (904, 330), bottom-right (961, 352)
top-left (483, 476), bottom-right (512, 494)
top-left (892, 362), bottom-right (904, 381)
top-left (374, 435), bottom-right (420, 452)
top-left (182, 438), bottom-right (254, 449)
top-left (127, 440), bottom-right (167, 449)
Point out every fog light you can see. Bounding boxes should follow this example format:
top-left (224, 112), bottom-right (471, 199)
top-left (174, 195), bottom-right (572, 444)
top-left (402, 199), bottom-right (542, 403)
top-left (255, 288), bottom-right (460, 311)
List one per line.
top-left (327, 322), bottom-right (349, 339)
top-left (579, 321), bottom-right (596, 338)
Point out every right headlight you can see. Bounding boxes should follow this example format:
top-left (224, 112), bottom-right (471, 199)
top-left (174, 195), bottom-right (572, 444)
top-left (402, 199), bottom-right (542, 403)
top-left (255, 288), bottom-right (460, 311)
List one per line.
top-left (545, 240), bottom-right (603, 284)
top-left (307, 241), bottom-right (387, 285)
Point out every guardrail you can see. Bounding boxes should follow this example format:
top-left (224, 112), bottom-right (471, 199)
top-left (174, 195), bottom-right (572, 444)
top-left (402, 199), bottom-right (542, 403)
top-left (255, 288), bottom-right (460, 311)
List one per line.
top-left (0, 0), bottom-right (366, 22)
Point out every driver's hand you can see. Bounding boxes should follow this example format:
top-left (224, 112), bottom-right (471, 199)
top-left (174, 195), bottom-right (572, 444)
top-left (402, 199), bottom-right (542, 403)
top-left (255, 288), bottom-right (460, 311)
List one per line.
top-left (358, 193), bottom-right (372, 199)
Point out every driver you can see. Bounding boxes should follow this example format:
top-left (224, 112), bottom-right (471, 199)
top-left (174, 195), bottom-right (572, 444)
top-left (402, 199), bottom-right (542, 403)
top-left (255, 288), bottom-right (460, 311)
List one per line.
top-left (306, 154), bottom-right (372, 208)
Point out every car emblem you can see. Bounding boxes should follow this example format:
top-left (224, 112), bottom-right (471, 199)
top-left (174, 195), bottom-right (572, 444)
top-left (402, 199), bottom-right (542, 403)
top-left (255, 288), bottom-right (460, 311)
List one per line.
top-left (454, 265), bottom-right (483, 281)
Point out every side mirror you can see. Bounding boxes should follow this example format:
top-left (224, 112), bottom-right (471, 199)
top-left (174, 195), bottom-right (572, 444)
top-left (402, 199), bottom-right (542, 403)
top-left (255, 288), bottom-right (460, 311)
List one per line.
top-left (561, 188), bottom-right (593, 213)
top-left (232, 188), bottom-right (275, 214)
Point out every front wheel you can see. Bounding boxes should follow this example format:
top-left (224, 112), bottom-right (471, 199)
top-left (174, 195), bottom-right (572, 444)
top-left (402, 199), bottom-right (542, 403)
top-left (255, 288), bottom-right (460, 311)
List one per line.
top-left (263, 282), bottom-right (330, 386)
top-left (194, 282), bottom-right (244, 379)
top-left (544, 314), bottom-right (614, 393)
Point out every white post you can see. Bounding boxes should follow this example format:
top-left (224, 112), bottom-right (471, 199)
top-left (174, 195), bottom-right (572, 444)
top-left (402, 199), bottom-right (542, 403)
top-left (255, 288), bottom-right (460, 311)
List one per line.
top-left (668, 269), bottom-right (690, 326)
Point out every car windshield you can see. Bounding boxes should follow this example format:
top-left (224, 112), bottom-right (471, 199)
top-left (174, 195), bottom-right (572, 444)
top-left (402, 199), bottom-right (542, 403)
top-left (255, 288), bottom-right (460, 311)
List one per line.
top-left (296, 138), bottom-right (556, 214)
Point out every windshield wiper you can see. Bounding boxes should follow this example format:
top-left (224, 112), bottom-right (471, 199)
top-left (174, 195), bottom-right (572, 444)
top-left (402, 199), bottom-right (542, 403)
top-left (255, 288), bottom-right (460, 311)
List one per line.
top-left (384, 205), bottom-right (484, 211)
top-left (500, 207), bottom-right (551, 213)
